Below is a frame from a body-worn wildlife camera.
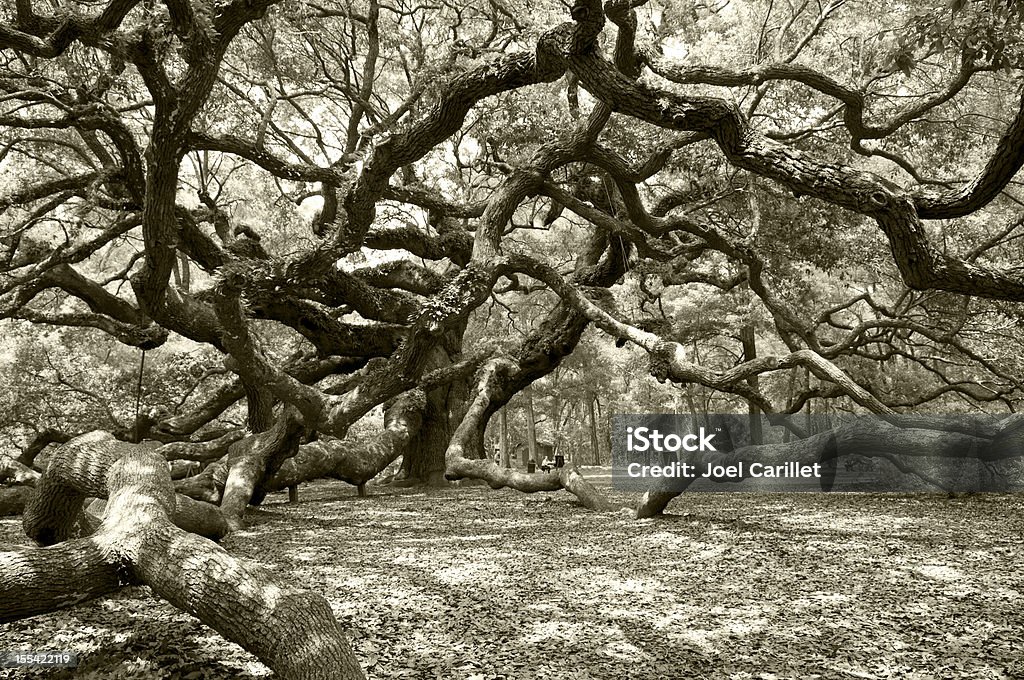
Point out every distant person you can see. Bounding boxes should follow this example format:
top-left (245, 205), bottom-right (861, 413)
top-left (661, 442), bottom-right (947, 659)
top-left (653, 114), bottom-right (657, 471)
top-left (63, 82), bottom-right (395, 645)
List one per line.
top-left (540, 455), bottom-right (555, 472)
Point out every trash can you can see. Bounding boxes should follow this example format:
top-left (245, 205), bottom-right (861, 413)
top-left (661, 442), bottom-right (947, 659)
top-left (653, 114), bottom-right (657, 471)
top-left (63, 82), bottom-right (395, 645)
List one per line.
top-left (554, 454), bottom-right (565, 468)
top-left (527, 461), bottom-right (536, 473)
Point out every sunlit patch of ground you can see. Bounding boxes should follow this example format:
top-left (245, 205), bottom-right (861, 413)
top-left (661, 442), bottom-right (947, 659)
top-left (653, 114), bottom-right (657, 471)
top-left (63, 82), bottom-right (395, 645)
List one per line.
top-left (2, 470), bottom-right (1023, 679)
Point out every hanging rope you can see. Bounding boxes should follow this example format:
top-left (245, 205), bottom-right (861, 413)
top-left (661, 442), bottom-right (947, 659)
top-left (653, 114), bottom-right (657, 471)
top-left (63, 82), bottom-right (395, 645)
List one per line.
top-left (134, 349), bottom-right (147, 443)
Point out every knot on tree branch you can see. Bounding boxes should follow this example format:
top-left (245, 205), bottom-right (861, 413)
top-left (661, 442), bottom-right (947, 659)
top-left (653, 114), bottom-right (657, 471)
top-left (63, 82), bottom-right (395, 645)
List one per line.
top-left (867, 190), bottom-right (890, 208)
top-left (648, 341), bottom-right (675, 383)
top-left (136, 325), bottom-right (170, 350)
top-left (536, 24), bottom-right (575, 79)
top-left (603, 0), bottom-right (638, 29)
top-left (570, 0), bottom-right (605, 53)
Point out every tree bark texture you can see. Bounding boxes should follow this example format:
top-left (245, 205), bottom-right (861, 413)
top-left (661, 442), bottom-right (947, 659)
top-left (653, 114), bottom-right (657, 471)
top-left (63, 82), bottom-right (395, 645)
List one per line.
top-left (265, 390), bottom-right (426, 491)
top-left (219, 408), bottom-right (306, 531)
top-left (23, 432), bottom-right (227, 542)
top-left (2, 435), bottom-right (365, 680)
top-left (396, 335), bottom-right (465, 486)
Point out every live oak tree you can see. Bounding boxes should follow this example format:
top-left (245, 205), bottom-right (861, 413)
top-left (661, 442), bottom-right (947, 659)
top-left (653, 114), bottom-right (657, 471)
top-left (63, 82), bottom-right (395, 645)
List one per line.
top-left (2, 0), bottom-right (1024, 675)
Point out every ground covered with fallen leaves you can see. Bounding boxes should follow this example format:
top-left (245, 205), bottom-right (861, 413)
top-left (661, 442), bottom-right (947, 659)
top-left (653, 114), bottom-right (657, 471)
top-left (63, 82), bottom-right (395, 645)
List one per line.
top-left (2, 468), bottom-right (1023, 679)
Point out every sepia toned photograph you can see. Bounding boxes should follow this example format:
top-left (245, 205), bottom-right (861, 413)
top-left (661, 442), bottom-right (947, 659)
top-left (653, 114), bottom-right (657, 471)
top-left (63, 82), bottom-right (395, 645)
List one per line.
top-left (1, 0), bottom-right (1023, 678)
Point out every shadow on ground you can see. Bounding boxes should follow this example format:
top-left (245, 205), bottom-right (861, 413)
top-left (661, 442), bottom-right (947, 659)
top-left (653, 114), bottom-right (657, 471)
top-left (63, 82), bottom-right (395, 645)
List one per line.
top-left (2, 470), bottom-right (1023, 679)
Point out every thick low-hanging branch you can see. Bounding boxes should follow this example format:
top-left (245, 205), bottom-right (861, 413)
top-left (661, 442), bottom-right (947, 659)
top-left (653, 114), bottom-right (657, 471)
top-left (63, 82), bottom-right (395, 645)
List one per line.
top-left (445, 358), bottom-right (621, 511)
top-left (2, 433), bottom-right (365, 679)
top-left (265, 389), bottom-right (428, 495)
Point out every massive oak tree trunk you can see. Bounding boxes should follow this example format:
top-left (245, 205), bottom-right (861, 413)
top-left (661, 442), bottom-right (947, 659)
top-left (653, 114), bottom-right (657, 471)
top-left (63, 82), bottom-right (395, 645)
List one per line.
top-left (3, 432), bottom-right (364, 679)
top-left (397, 385), bottom-right (455, 486)
top-left (395, 331), bottom-right (466, 486)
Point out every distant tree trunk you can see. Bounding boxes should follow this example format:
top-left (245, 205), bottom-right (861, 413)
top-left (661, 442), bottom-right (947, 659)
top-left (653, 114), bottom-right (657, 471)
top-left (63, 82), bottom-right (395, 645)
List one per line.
top-left (587, 394), bottom-right (600, 465)
top-left (172, 251), bottom-right (191, 292)
top-left (596, 396), bottom-right (611, 463)
top-left (783, 370), bottom-right (797, 443)
top-left (684, 383), bottom-right (701, 431)
top-left (740, 325), bottom-right (763, 445)
top-left (4, 433), bottom-right (364, 679)
top-left (552, 388), bottom-right (563, 459)
top-left (525, 386), bottom-right (538, 468)
top-left (499, 407), bottom-right (510, 468)
top-left (742, 183), bottom-right (763, 444)
top-left (805, 369), bottom-right (813, 434)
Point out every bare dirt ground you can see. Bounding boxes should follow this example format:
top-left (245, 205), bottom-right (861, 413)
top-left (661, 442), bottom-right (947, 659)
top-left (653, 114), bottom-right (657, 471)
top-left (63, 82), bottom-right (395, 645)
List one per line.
top-left (2, 468), bottom-right (1023, 679)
